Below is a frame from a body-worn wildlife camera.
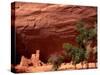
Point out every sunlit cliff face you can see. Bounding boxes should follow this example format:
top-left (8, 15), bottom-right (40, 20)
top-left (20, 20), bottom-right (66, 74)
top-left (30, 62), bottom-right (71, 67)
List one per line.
top-left (11, 2), bottom-right (97, 64)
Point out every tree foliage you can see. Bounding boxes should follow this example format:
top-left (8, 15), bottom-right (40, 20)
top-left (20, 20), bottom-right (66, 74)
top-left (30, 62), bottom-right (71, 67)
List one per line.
top-left (76, 20), bottom-right (97, 45)
top-left (63, 20), bottom-right (97, 69)
top-left (48, 54), bottom-right (64, 71)
top-left (63, 43), bottom-right (86, 68)
top-left (48, 20), bottom-right (97, 70)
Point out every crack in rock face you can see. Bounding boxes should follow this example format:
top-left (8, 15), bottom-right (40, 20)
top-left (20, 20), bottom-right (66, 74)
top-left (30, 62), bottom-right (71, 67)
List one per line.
top-left (11, 2), bottom-right (97, 64)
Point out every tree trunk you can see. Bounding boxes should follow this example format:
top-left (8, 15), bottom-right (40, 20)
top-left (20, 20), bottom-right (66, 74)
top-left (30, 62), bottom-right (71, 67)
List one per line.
top-left (81, 62), bottom-right (84, 69)
top-left (86, 62), bottom-right (89, 69)
top-left (53, 65), bottom-right (59, 71)
top-left (95, 62), bottom-right (97, 68)
top-left (74, 64), bottom-right (77, 69)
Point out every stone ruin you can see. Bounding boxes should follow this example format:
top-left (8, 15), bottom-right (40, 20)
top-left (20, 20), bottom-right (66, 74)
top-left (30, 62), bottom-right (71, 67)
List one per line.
top-left (19, 50), bottom-right (44, 67)
top-left (14, 50), bottom-right (43, 72)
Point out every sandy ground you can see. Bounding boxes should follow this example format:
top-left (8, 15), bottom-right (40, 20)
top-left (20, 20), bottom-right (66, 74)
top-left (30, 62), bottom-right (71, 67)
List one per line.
top-left (15, 62), bottom-right (97, 73)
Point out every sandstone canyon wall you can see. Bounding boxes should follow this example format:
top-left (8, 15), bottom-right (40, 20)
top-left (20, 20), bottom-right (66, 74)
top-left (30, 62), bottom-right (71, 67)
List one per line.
top-left (11, 2), bottom-right (97, 64)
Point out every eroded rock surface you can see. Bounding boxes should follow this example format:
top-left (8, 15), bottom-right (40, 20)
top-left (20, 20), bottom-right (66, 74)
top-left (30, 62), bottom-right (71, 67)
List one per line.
top-left (11, 2), bottom-right (97, 64)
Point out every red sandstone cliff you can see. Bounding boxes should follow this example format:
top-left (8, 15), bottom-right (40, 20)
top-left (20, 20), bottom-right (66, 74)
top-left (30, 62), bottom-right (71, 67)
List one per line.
top-left (11, 2), bottom-right (97, 64)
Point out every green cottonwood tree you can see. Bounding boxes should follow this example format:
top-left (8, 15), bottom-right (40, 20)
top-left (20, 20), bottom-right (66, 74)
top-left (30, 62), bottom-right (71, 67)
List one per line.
top-left (76, 20), bottom-right (97, 69)
top-left (63, 43), bottom-right (85, 69)
top-left (63, 20), bottom-right (97, 69)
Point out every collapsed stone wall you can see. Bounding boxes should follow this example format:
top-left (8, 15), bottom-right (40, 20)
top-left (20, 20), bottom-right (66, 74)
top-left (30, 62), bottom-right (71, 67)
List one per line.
top-left (19, 50), bottom-right (44, 67)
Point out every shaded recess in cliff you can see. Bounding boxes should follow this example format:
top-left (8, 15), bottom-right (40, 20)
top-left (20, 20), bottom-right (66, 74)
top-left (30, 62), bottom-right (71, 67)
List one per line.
top-left (11, 2), bottom-right (97, 64)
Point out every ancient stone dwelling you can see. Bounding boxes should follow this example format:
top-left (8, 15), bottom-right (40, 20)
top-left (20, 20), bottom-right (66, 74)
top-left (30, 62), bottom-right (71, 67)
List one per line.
top-left (19, 50), bottom-right (44, 67)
